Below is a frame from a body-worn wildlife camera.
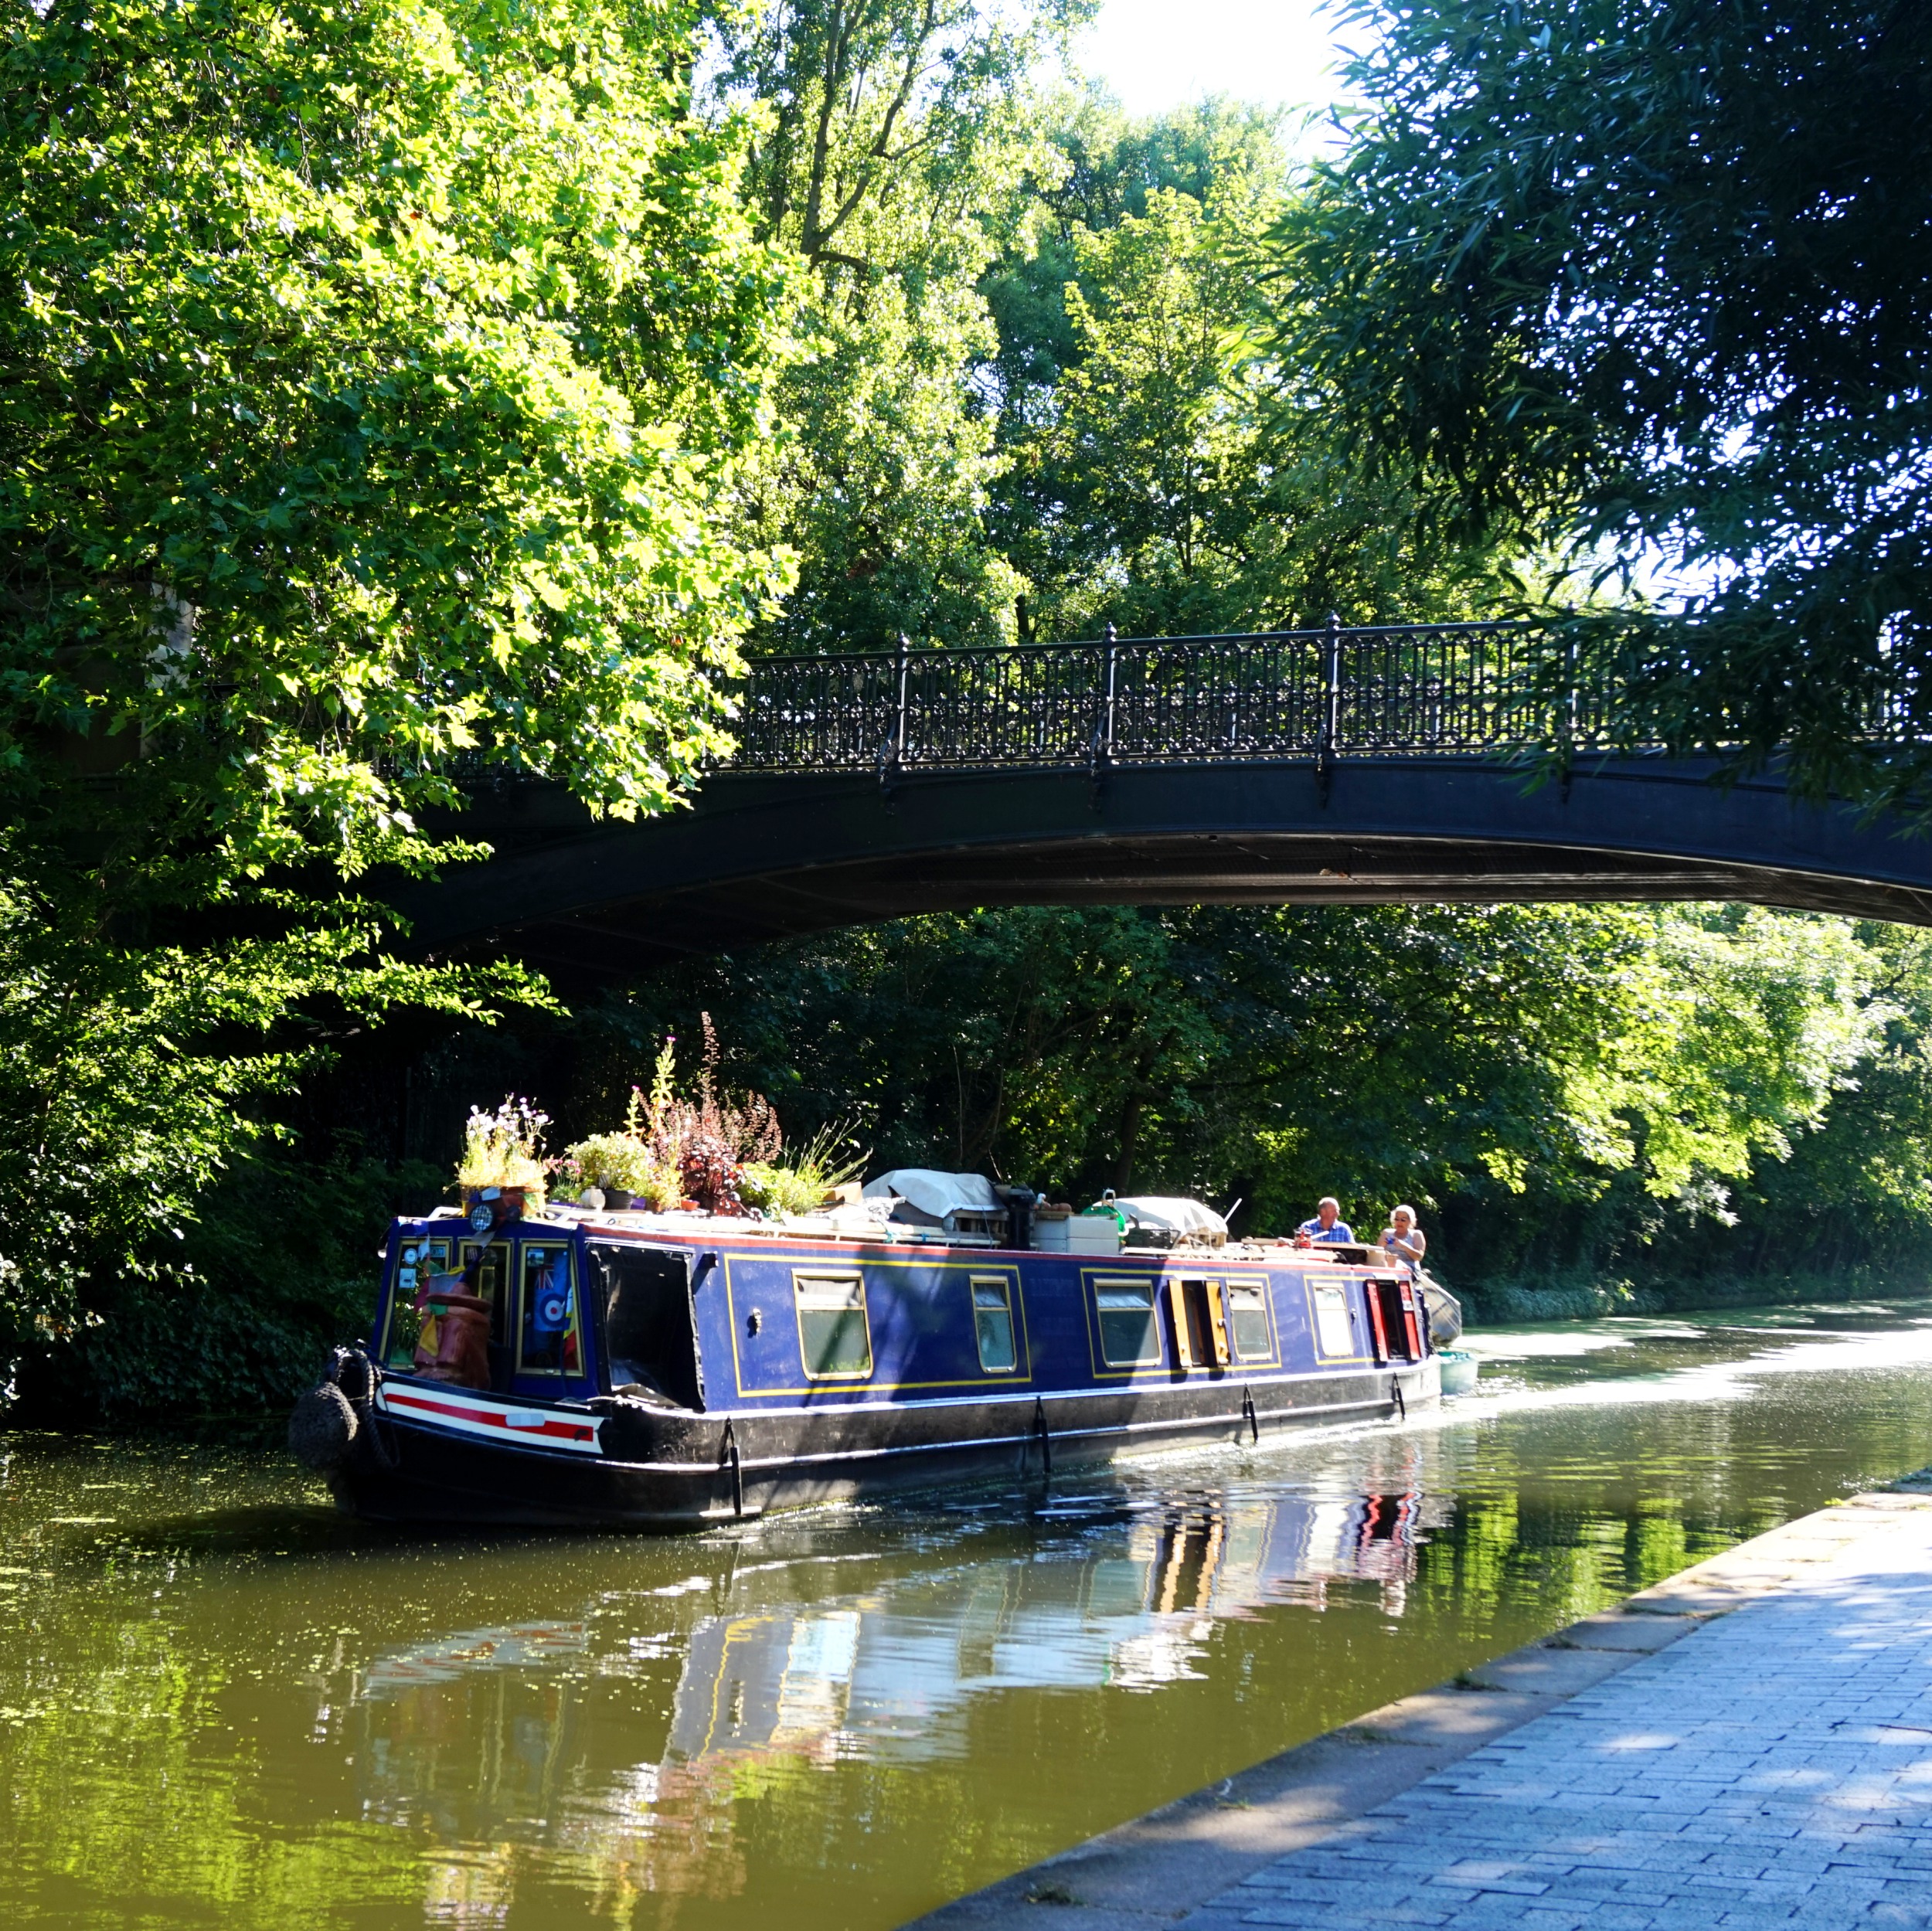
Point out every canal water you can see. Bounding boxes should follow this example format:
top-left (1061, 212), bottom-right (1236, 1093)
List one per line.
top-left (5, 1302), bottom-right (1932, 1929)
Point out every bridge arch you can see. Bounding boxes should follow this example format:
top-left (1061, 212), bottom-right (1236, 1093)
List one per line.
top-left (396, 625), bottom-right (1932, 975)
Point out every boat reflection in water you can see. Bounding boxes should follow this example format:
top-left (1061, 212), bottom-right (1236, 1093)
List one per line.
top-left (668, 1487), bottom-right (1430, 1768)
top-left (345, 1467), bottom-right (1434, 1918)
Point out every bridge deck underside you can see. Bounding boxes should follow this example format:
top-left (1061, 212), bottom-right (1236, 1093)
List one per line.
top-left (491, 835), bottom-right (1899, 975)
top-left (398, 759), bottom-right (1932, 978)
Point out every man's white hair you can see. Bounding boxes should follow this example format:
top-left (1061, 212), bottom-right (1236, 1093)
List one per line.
top-left (1318, 1195), bottom-right (1340, 1211)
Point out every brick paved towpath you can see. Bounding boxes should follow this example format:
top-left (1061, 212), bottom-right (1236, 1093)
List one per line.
top-left (912, 1490), bottom-right (1932, 1931)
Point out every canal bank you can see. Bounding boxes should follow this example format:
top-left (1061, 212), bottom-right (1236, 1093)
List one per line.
top-left (910, 1487), bottom-right (1932, 1929)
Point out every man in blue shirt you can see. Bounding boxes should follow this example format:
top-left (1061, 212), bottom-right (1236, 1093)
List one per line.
top-left (1297, 1196), bottom-right (1355, 1243)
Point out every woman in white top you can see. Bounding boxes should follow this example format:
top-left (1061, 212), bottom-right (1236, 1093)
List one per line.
top-left (1381, 1205), bottom-right (1426, 1270)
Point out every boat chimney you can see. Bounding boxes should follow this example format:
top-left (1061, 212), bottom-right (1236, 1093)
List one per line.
top-left (1004, 1186), bottom-right (1036, 1253)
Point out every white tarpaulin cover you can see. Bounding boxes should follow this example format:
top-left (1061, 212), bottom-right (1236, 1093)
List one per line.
top-left (1108, 1195), bottom-right (1228, 1241)
top-left (863, 1168), bottom-right (1004, 1225)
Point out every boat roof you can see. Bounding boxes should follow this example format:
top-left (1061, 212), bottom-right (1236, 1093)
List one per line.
top-left (410, 1203), bottom-right (1402, 1270)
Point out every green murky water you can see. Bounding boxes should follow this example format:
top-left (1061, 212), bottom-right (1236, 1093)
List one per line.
top-left (5, 1302), bottom-right (1932, 1929)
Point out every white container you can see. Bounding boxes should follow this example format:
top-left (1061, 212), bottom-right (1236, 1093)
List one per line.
top-left (1065, 1215), bottom-right (1121, 1256)
top-left (1031, 1213), bottom-right (1070, 1252)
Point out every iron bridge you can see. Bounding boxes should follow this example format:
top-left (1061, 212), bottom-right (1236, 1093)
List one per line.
top-left (399, 621), bottom-right (1932, 974)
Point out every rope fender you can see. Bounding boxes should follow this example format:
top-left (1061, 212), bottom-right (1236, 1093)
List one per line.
top-left (287, 1345), bottom-right (397, 1474)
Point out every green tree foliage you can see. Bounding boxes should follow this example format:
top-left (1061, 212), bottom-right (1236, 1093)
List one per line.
top-left (985, 98), bottom-right (1518, 638)
top-left (0, 860), bottom-right (501, 1359)
top-left (1264, 0), bottom-right (1932, 804)
top-left (2, 0), bottom-right (791, 885)
top-left (716, 0), bottom-right (1088, 650)
top-left (0, 0), bottom-right (793, 1361)
top-left (570, 901), bottom-right (1891, 1282)
top-left (1704, 923), bottom-right (1932, 1277)
top-left (717, 66), bottom-right (1519, 651)
top-left (1015, 183), bottom-right (1282, 635)
top-left (980, 95), bottom-right (1292, 433)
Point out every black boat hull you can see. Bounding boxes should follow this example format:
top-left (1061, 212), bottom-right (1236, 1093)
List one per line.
top-left (332, 1362), bottom-right (1440, 1530)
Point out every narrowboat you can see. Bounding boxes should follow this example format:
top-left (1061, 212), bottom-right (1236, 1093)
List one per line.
top-left (291, 1173), bottom-right (1459, 1530)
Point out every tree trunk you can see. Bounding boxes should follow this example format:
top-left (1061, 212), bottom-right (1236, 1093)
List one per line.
top-left (1112, 1086), bottom-right (1143, 1194)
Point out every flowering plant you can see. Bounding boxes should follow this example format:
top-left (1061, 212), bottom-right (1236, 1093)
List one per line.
top-left (627, 1018), bottom-right (780, 1188)
top-left (455, 1095), bottom-right (549, 1202)
top-left (570, 1018), bottom-right (869, 1219)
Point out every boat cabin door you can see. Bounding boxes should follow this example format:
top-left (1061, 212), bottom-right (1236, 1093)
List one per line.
top-left (1166, 1277), bottom-right (1233, 1374)
top-left (591, 1242), bottom-right (706, 1410)
top-left (1365, 1275), bottom-right (1423, 1364)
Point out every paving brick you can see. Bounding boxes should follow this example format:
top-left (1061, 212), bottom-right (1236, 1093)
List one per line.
top-left (1175, 1508), bottom-right (1932, 1931)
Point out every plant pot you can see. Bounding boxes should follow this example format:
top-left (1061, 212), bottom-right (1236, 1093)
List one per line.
top-left (462, 1184), bottom-right (542, 1229)
top-left (603, 1187), bottom-right (634, 1210)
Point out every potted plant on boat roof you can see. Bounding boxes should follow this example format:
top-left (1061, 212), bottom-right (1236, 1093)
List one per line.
top-left (628, 1023), bottom-right (771, 1215)
top-left (564, 1130), bottom-right (664, 1211)
top-left (547, 1150), bottom-right (587, 1204)
top-left (456, 1095), bottom-right (549, 1228)
top-left (738, 1119), bottom-right (868, 1217)
top-left (637, 1020), bottom-right (867, 1219)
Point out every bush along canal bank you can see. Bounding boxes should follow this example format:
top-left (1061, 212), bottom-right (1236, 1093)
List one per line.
top-left (5, 1304), bottom-right (1932, 1928)
top-left (1457, 1265), bottom-right (1932, 1327)
top-left (21, 898), bottom-right (1932, 1434)
top-left (910, 1487), bottom-right (1932, 1929)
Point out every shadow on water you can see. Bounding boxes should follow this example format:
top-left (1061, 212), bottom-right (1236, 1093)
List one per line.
top-left (5, 1299), bottom-right (1932, 1928)
top-left (111, 1501), bottom-right (400, 1558)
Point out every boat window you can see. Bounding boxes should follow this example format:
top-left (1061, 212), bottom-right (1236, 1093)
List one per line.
top-left (794, 1272), bottom-right (872, 1379)
top-left (384, 1235), bottom-right (451, 1369)
top-left (518, 1242), bottom-right (583, 1377)
top-left (1226, 1280), bottom-right (1273, 1361)
top-left (403, 1239), bottom-right (510, 1389)
top-left (971, 1276), bottom-right (1018, 1372)
top-left (1094, 1277), bottom-right (1161, 1367)
top-left (594, 1243), bottom-right (703, 1409)
top-left (1311, 1281), bottom-right (1357, 1358)
top-left (458, 1240), bottom-right (512, 1340)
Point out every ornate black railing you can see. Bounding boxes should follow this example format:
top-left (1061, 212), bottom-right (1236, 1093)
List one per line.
top-left (725, 619), bottom-right (1611, 779)
top-left (430, 620), bottom-right (1932, 794)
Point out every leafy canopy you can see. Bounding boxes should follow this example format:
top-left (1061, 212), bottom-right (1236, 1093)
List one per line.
top-left (576, 899), bottom-right (1884, 1278)
top-left (715, 0), bottom-right (1087, 652)
top-left (0, 0), bottom-right (793, 1358)
top-left (985, 97), bottom-right (1520, 639)
top-left (0, 857), bottom-right (529, 1353)
top-left (1264, 0), bottom-right (1932, 802)
top-left (0, 0), bottom-right (794, 897)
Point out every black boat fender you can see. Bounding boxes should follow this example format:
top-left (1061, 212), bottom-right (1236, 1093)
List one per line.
top-left (288, 1379), bottom-right (358, 1472)
top-left (288, 1346), bottom-right (395, 1474)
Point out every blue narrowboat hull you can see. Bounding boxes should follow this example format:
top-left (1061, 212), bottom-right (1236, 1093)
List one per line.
top-left (324, 1215), bottom-right (1443, 1530)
